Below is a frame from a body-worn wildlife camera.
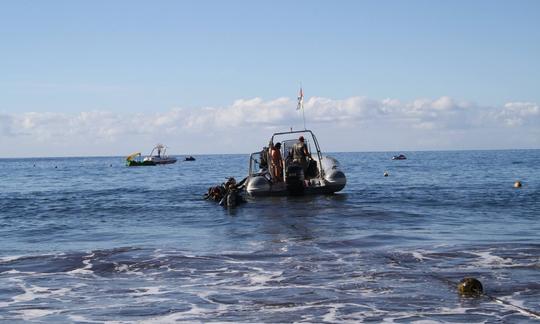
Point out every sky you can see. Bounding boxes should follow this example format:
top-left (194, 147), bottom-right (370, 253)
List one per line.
top-left (1, 0), bottom-right (539, 157)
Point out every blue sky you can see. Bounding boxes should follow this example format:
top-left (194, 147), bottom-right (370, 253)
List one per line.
top-left (1, 1), bottom-right (539, 157)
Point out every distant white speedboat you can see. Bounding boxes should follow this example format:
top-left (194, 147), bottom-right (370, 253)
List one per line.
top-left (244, 130), bottom-right (346, 196)
top-left (143, 144), bottom-right (177, 165)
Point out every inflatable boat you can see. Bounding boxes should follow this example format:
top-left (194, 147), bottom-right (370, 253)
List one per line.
top-left (244, 130), bottom-right (346, 196)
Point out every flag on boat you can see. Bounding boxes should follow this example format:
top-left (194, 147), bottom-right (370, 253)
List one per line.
top-left (297, 87), bottom-right (304, 110)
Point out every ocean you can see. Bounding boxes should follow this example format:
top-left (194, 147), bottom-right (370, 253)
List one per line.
top-left (0, 150), bottom-right (539, 323)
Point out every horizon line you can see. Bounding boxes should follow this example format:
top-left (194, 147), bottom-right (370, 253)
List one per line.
top-left (0, 147), bottom-right (538, 160)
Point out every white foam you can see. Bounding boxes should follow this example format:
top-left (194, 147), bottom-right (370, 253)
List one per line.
top-left (394, 248), bottom-right (435, 262)
top-left (13, 284), bottom-right (47, 302)
top-left (0, 255), bottom-right (25, 263)
top-left (412, 251), bottom-right (424, 261)
top-left (4, 269), bottom-right (22, 274)
top-left (322, 307), bottom-right (338, 322)
top-left (471, 251), bottom-right (513, 267)
top-left (67, 267), bottom-right (93, 275)
top-left (130, 286), bottom-right (167, 297)
top-left (495, 290), bottom-right (540, 319)
top-left (116, 264), bottom-right (129, 272)
top-left (67, 254), bottom-right (94, 275)
top-left (67, 314), bottom-right (90, 322)
top-left (138, 304), bottom-right (212, 323)
top-left (0, 301), bottom-right (13, 308)
top-left (12, 308), bottom-right (57, 321)
top-left (245, 267), bottom-right (284, 285)
top-left (138, 312), bottom-right (186, 323)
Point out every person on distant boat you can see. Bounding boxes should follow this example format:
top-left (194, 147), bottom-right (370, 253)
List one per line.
top-left (293, 136), bottom-right (310, 175)
top-left (271, 142), bottom-right (283, 182)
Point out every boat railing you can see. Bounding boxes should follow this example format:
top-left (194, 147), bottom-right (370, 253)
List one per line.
top-left (271, 130), bottom-right (325, 180)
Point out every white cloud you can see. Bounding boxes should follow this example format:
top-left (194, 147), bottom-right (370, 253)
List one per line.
top-left (1, 96), bottom-right (538, 157)
top-left (497, 102), bottom-right (539, 127)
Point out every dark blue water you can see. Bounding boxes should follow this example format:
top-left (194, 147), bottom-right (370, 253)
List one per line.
top-left (0, 150), bottom-right (539, 322)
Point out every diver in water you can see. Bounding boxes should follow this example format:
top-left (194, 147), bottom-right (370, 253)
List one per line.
top-left (204, 177), bottom-right (246, 208)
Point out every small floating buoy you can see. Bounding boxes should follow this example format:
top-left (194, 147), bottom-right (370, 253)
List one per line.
top-left (457, 277), bottom-right (483, 297)
top-left (514, 181), bottom-right (522, 188)
top-left (384, 171), bottom-right (389, 177)
top-left (54, 166), bottom-right (58, 169)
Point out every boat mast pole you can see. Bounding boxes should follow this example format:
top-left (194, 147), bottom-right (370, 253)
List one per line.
top-left (302, 102), bottom-right (306, 130)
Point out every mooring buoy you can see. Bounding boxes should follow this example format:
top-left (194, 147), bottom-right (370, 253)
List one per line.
top-left (384, 171), bottom-right (389, 177)
top-left (458, 277), bottom-right (483, 297)
top-left (514, 181), bottom-right (522, 188)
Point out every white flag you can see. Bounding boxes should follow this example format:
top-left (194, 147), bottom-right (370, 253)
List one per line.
top-left (297, 87), bottom-right (304, 110)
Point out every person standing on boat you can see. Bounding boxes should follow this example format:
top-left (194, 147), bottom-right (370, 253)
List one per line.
top-left (271, 142), bottom-right (283, 182)
top-left (293, 136), bottom-right (309, 175)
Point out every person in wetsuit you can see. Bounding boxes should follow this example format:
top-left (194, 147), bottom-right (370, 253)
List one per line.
top-left (292, 136), bottom-right (309, 174)
top-left (271, 142), bottom-right (283, 182)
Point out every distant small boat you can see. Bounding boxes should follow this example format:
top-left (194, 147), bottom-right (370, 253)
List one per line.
top-left (143, 144), bottom-right (177, 165)
top-left (392, 154), bottom-right (407, 160)
top-left (126, 152), bottom-right (156, 166)
top-left (185, 156), bottom-right (196, 161)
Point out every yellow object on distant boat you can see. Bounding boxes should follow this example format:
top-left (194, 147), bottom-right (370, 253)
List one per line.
top-left (126, 152), bottom-right (142, 161)
top-left (126, 152), bottom-right (156, 166)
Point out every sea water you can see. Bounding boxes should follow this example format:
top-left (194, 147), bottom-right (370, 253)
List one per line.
top-left (0, 150), bottom-right (538, 323)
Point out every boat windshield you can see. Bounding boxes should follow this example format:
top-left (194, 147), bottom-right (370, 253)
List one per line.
top-left (249, 151), bottom-right (267, 176)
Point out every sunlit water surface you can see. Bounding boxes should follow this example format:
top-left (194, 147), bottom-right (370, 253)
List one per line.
top-left (0, 150), bottom-right (539, 322)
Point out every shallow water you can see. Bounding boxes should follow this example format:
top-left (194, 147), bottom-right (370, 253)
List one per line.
top-left (0, 150), bottom-right (539, 322)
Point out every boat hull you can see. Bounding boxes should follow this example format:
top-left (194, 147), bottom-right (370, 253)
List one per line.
top-left (144, 157), bottom-right (177, 164)
top-left (245, 176), bottom-right (345, 196)
top-left (127, 160), bottom-right (156, 166)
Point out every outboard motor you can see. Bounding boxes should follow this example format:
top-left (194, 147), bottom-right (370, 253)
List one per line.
top-left (286, 164), bottom-right (305, 195)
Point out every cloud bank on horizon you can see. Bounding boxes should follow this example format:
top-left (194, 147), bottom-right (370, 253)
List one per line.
top-left (1, 96), bottom-right (538, 157)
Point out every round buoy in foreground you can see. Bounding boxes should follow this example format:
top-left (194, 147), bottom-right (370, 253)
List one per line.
top-left (384, 171), bottom-right (389, 177)
top-left (514, 181), bottom-right (522, 188)
top-left (458, 277), bottom-right (483, 297)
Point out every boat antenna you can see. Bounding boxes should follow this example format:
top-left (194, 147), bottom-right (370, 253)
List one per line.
top-left (297, 85), bottom-right (306, 130)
